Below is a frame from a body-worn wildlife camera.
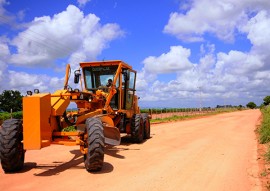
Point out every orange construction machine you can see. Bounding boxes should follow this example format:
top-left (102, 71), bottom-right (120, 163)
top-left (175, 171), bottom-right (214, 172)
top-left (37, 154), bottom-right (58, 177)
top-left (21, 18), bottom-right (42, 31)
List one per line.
top-left (0, 60), bottom-right (151, 173)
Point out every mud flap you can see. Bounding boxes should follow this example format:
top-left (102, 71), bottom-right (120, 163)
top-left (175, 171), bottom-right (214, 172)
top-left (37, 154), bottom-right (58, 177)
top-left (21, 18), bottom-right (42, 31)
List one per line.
top-left (103, 125), bottom-right (121, 146)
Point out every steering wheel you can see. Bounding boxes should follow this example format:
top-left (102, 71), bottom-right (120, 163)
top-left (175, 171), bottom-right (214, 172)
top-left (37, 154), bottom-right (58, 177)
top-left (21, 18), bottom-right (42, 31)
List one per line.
top-left (63, 111), bottom-right (77, 126)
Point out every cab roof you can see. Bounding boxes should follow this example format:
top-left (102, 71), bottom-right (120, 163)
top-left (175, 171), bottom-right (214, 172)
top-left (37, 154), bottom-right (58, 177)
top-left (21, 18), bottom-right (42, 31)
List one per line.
top-left (80, 60), bottom-right (132, 70)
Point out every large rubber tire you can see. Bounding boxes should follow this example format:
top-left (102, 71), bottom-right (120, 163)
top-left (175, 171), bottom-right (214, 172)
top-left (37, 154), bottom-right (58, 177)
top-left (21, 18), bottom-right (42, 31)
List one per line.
top-left (131, 114), bottom-right (144, 143)
top-left (84, 118), bottom-right (105, 172)
top-left (142, 113), bottom-right (151, 139)
top-left (0, 119), bottom-right (25, 173)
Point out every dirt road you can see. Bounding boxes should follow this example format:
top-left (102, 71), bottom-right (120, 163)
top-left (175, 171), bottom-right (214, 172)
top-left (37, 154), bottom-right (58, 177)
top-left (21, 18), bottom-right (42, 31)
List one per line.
top-left (0, 109), bottom-right (262, 191)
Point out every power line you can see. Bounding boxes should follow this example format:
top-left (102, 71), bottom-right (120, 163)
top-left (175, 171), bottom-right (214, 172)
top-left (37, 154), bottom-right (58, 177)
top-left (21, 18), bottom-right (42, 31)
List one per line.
top-left (0, 15), bottom-right (87, 64)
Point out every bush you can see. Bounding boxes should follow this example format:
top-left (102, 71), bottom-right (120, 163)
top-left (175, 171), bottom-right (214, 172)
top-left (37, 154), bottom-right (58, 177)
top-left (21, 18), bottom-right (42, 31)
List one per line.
top-left (246, 102), bottom-right (257, 109)
top-left (12, 111), bottom-right (23, 119)
top-left (263, 96), bottom-right (270, 106)
top-left (62, 126), bottom-right (76, 132)
top-left (0, 111), bottom-right (23, 125)
top-left (0, 112), bottom-right (11, 121)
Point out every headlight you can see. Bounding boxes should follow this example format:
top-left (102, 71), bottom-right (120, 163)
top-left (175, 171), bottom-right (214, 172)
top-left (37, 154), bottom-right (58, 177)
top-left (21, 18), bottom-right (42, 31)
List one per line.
top-left (26, 91), bottom-right (32, 96)
top-left (34, 89), bottom-right (40, 94)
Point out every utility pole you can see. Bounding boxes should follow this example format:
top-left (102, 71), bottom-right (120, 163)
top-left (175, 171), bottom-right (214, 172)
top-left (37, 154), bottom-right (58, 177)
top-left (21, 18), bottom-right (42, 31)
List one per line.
top-left (198, 86), bottom-right (202, 111)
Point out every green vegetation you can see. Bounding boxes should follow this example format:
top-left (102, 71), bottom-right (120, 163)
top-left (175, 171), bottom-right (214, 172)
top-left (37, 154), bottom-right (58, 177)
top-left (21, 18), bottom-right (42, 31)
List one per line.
top-left (258, 95), bottom-right (270, 163)
top-left (151, 115), bottom-right (192, 123)
top-left (62, 126), bottom-right (76, 132)
top-left (0, 90), bottom-right (23, 112)
top-left (259, 106), bottom-right (270, 145)
top-left (0, 111), bottom-right (23, 124)
top-left (264, 96), bottom-right (270, 106)
top-left (246, 101), bottom-right (257, 109)
top-left (261, 169), bottom-right (268, 177)
top-left (259, 105), bottom-right (270, 164)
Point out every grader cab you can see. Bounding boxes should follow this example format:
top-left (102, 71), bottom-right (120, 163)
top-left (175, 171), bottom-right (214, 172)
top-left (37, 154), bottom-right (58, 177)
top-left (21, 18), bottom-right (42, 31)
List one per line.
top-left (0, 60), bottom-right (151, 173)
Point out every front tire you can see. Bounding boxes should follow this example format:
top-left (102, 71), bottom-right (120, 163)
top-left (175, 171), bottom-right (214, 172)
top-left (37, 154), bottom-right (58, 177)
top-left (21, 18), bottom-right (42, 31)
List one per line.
top-left (142, 113), bottom-right (151, 139)
top-left (84, 118), bottom-right (105, 172)
top-left (0, 119), bottom-right (25, 173)
top-left (131, 114), bottom-right (144, 143)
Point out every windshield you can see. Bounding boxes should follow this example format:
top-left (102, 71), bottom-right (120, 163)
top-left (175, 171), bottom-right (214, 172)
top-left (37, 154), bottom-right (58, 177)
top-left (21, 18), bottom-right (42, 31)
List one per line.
top-left (84, 66), bottom-right (119, 90)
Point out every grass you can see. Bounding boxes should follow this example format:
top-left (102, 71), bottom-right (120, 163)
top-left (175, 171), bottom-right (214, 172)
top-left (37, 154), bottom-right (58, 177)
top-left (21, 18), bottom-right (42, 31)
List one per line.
top-left (151, 115), bottom-right (192, 123)
top-left (261, 169), bottom-right (268, 177)
top-left (259, 107), bottom-right (270, 145)
top-left (258, 106), bottom-right (270, 168)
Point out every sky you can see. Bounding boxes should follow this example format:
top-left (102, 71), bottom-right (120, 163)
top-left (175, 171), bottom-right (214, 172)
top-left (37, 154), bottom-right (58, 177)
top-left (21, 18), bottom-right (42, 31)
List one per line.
top-left (0, 0), bottom-right (270, 108)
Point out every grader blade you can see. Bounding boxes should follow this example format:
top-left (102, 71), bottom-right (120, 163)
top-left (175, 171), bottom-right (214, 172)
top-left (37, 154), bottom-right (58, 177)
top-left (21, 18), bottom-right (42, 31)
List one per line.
top-left (104, 125), bottom-right (121, 146)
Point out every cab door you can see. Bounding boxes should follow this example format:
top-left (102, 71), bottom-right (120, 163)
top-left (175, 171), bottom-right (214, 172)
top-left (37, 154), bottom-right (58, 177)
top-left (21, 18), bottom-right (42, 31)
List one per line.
top-left (122, 69), bottom-right (136, 110)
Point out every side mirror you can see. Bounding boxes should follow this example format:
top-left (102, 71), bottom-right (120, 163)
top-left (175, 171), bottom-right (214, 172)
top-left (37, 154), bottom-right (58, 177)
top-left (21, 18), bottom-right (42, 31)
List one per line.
top-left (74, 70), bottom-right (81, 84)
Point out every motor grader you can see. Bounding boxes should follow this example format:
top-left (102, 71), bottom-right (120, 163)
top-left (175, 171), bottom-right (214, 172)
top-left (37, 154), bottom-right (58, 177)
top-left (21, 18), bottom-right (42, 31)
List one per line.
top-left (0, 60), bottom-right (151, 173)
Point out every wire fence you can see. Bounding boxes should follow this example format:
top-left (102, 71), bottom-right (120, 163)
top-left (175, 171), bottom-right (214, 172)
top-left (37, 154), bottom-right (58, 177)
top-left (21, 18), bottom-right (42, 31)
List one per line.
top-left (142, 108), bottom-right (237, 120)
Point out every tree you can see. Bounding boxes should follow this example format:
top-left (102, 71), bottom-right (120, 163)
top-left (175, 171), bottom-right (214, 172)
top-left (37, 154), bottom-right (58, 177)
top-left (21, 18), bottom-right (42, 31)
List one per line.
top-left (263, 96), bottom-right (270, 106)
top-left (246, 102), bottom-right (257, 109)
top-left (0, 90), bottom-right (23, 112)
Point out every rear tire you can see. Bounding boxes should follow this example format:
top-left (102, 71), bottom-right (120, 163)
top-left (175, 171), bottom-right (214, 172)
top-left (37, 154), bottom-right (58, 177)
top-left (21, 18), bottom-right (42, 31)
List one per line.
top-left (0, 119), bottom-right (25, 173)
top-left (131, 114), bottom-right (144, 143)
top-left (84, 118), bottom-right (105, 172)
top-left (142, 113), bottom-right (151, 139)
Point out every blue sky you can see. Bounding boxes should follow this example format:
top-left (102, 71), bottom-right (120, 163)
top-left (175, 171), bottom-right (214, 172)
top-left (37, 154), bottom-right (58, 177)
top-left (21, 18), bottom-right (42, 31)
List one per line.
top-left (1, 0), bottom-right (270, 108)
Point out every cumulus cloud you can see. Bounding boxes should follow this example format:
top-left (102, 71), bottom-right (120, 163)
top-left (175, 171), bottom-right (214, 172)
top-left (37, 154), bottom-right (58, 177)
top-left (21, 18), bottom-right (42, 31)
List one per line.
top-left (142, 46), bottom-right (194, 74)
top-left (136, 45), bottom-right (195, 102)
top-left (7, 70), bottom-right (64, 93)
top-left (137, 46), bottom-right (196, 103)
top-left (215, 51), bottom-right (264, 75)
top-left (0, 4), bottom-right (123, 93)
top-left (9, 5), bottom-right (123, 68)
top-left (163, 0), bottom-right (270, 42)
top-left (240, 10), bottom-right (270, 54)
top-left (133, 0), bottom-right (270, 107)
top-left (137, 40), bottom-right (269, 107)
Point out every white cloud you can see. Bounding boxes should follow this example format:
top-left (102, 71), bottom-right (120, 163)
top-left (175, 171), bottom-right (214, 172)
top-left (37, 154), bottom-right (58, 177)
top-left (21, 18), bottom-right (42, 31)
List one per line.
top-left (215, 51), bottom-right (264, 75)
top-left (8, 71), bottom-right (46, 91)
top-left (9, 5), bottom-right (123, 67)
top-left (0, 0), bottom-right (14, 25)
top-left (0, 4), bottom-right (123, 93)
top-left (142, 46), bottom-right (194, 74)
top-left (163, 0), bottom-right (270, 42)
top-left (138, 0), bottom-right (270, 107)
top-left (137, 46), bottom-right (196, 102)
top-left (0, 36), bottom-right (10, 86)
top-left (137, 39), bottom-right (270, 107)
top-left (7, 70), bottom-right (64, 93)
top-left (241, 10), bottom-right (270, 53)
top-left (77, 0), bottom-right (91, 7)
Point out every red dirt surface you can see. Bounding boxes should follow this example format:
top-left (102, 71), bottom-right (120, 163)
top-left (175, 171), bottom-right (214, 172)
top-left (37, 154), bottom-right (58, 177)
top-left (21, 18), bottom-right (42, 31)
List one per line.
top-left (0, 109), bottom-right (263, 191)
